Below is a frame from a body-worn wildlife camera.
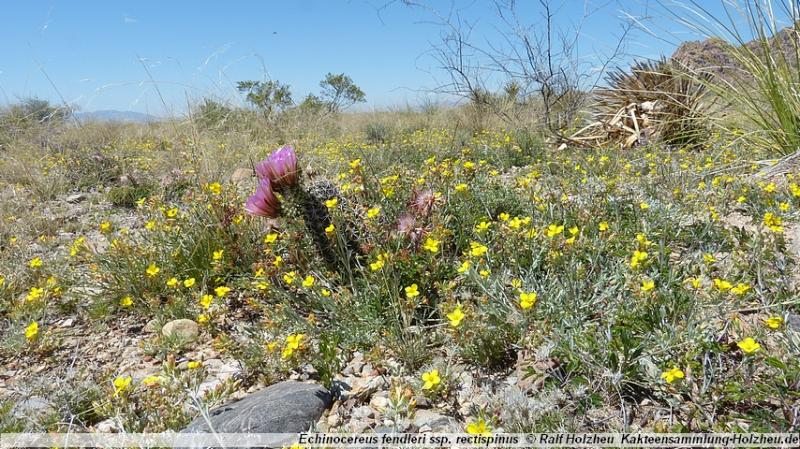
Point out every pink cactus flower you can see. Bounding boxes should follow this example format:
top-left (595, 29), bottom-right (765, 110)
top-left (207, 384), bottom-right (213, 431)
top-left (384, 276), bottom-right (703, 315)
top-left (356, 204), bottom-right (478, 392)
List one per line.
top-left (245, 178), bottom-right (281, 218)
top-left (255, 145), bottom-right (298, 190)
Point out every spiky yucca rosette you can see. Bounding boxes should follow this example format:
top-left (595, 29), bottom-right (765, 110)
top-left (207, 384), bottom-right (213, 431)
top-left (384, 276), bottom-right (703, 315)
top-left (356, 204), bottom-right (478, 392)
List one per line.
top-left (593, 57), bottom-right (711, 148)
top-left (245, 145), bottom-right (362, 272)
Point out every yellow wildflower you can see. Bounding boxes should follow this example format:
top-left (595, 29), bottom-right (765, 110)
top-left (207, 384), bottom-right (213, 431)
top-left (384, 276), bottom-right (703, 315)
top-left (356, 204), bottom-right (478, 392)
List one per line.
top-left (142, 375), bottom-right (164, 387)
top-left (199, 294), bottom-right (213, 309)
top-left (207, 182), bottom-right (222, 195)
top-left (447, 304), bottom-right (465, 327)
top-left (475, 221), bottom-right (491, 233)
top-left (519, 291), bottom-right (537, 309)
top-left (737, 337), bottom-right (761, 354)
top-left (142, 375), bottom-right (162, 387)
top-left (466, 418), bottom-right (491, 436)
top-left (660, 367), bottom-right (685, 383)
top-left (763, 212), bottom-right (783, 232)
top-left (630, 250), bottom-right (648, 269)
top-left (282, 333), bottom-right (304, 359)
top-left (764, 316), bottom-right (783, 329)
top-left (545, 224), bottom-right (564, 238)
top-left (421, 369), bottom-right (441, 390)
top-left (713, 278), bottom-right (732, 292)
top-left (730, 283), bottom-right (750, 295)
top-left (113, 376), bottom-right (132, 396)
top-left (469, 242), bottom-right (488, 257)
top-left (146, 263), bottom-right (160, 277)
top-left (422, 237), bottom-right (440, 253)
top-left (25, 322), bottom-right (39, 341)
top-left (26, 287), bottom-right (44, 302)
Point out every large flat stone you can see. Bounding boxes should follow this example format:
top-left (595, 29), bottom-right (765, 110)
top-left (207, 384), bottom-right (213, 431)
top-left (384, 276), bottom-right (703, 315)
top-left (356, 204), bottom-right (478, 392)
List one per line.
top-left (182, 381), bottom-right (332, 433)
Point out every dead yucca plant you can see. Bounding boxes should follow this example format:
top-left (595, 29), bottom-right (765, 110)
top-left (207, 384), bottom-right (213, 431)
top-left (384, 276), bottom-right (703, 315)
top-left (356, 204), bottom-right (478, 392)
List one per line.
top-left (588, 57), bottom-right (712, 148)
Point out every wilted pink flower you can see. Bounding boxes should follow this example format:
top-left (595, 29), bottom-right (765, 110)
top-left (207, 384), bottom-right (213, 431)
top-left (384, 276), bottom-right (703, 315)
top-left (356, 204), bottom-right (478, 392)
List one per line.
top-left (396, 213), bottom-right (417, 235)
top-left (410, 189), bottom-right (436, 216)
top-left (255, 145), bottom-right (298, 190)
top-left (245, 178), bottom-right (281, 218)
top-left (395, 212), bottom-right (428, 244)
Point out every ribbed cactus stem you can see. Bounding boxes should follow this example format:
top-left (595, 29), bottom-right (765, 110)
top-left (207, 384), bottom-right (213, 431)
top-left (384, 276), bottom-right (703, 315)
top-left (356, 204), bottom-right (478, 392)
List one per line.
top-left (290, 185), bottom-right (337, 267)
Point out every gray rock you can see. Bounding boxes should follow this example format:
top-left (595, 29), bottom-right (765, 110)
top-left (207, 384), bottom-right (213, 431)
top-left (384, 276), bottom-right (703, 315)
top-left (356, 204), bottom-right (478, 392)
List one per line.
top-left (414, 394), bottom-right (430, 409)
top-left (341, 375), bottom-right (388, 401)
top-left (197, 379), bottom-right (224, 396)
top-left (143, 319), bottom-right (159, 333)
top-left (182, 381), bottom-right (333, 433)
top-left (93, 418), bottom-right (120, 433)
top-left (202, 358), bottom-right (240, 381)
top-left (119, 173), bottom-right (137, 186)
top-left (347, 419), bottom-right (374, 433)
top-left (59, 318), bottom-right (75, 328)
top-left (161, 319), bottom-right (199, 342)
top-left (65, 193), bottom-right (87, 204)
top-left (12, 396), bottom-right (53, 419)
top-left (369, 391), bottom-right (390, 410)
top-left (326, 410), bottom-right (341, 427)
top-left (412, 410), bottom-right (460, 432)
top-left (351, 405), bottom-right (375, 420)
top-left (343, 352), bottom-right (365, 376)
top-left (787, 313), bottom-right (800, 332)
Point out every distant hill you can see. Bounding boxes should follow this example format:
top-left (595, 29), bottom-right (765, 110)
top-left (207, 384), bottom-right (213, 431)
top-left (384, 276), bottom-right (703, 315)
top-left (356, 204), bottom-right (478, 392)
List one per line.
top-left (671, 24), bottom-right (799, 80)
top-left (75, 110), bottom-right (160, 123)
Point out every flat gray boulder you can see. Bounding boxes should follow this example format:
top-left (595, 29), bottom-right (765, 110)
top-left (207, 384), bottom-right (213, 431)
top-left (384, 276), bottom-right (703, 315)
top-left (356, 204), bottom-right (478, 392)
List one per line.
top-left (183, 381), bottom-right (333, 433)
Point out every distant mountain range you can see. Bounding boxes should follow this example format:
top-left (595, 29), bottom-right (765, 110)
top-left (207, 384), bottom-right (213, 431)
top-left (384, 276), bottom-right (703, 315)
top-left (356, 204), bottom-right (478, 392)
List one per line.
top-left (75, 110), bottom-right (160, 123)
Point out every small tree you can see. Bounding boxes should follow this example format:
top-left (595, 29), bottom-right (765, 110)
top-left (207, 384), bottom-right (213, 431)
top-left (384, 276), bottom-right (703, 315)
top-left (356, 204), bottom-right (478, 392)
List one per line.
top-left (236, 80), bottom-right (293, 121)
top-left (319, 73), bottom-right (366, 113)
top-left (193, 98), bottom-right (233, 129)
top-left (298, 93), bottom-right (326, 114)
top-left (2, 97), bottom-right (72, 127)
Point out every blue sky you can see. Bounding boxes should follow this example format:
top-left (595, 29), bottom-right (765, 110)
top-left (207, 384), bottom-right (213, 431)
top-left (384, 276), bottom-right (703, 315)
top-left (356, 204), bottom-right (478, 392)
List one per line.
top-left (1, 1), bottom-right (722, 115)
